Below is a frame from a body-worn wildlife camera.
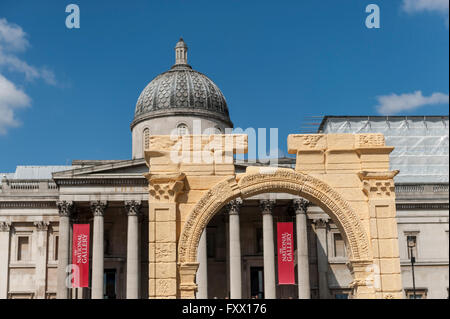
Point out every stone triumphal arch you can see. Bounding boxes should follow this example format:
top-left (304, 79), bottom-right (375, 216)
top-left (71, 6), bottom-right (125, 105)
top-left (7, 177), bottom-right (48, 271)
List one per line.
top-left (144, 133), bottom-right (403, 299)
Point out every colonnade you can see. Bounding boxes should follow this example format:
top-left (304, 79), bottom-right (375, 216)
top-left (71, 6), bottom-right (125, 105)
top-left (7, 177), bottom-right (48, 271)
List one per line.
top-left (196, 198), bottom-right (330, 299)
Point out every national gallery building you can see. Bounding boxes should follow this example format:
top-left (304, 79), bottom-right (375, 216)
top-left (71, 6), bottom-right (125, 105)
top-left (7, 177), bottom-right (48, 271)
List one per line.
top-left (0, 39), bottom-right (448, 299)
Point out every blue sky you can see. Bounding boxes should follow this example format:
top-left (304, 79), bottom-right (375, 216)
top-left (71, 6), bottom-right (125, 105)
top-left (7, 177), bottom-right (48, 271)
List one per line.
top-left (0, 0), bottom-right (448, 172)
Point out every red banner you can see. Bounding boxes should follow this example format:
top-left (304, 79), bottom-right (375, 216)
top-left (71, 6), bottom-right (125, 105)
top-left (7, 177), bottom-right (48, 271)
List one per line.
top-left (72, 224), bottom-right (90, 288)
top-left (277, 222), bottom-right (295, 285)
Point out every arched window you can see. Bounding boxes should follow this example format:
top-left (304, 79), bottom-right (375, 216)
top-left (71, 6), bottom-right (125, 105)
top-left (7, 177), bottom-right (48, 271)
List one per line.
top-left (143, 128), bottom-right (150, 151)
top-left (177, 123), bottom-right (189, 135)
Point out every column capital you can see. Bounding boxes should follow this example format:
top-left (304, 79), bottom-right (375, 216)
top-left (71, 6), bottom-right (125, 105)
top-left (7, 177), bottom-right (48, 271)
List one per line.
top-left (259, 199), bottom-right (275, 215)
top-left (124, 200), bottom-right (142, 216)
top-left (144, 173), bottom-right (185, 203)
top-left (56, 200), bottom-right (73, 217)
top-left (90, 201), bottom-right (108, 217)
top-left (358, 170), bottom-right (399, 199)
top-left (34, 221), bottom-right (49, 232)
top-left (226, 198), bottom-right (243, 215)
top-left (293, 198), bottom-right (309, 214)
top-left (312, 218), bottom-right (328, 229)
top-left (0, 221), bottom-right (11, 232)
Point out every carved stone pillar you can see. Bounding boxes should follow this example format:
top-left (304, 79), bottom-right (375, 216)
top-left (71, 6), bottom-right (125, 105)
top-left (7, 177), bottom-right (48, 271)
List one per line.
top-left (359, 170), bottom-right (403, 299)
top-left (293, 199), bottom-right (311, 299)
top-left (145, 173), bottom-right (185, 299)
top-left (313, 218), bottom-right (329, 299)
top-left (34, 221), bottom-right (49, 299)
top-left (125, 200), bottom-right (142, 299)
top-left (196, 229), bottom-right (208, 299)
top-left (0, 222), bottom-right (11, 299)
top-left (91, 200), bottom-right (107, 299)
top-left (259, 199), bottom-right (276, 299)
top-left (56, 201), bottom-right (73, 299)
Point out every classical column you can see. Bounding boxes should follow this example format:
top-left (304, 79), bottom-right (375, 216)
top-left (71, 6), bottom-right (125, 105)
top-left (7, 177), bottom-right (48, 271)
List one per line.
top-left (34, 221), bottom-right (50, 299)
top-left (56, 201), bottom-right (73, 299)
top-left (293, 199), bottom-right (311, 299)
top-left (125, 200), bottom-right (141, 299)
top-left (91, 201), bottom-right (107, 299)
top-left (313, 218), bottom-right (329, 299)
top-left (196, 229), bottom-right (208, 299)
top-left (225, 213), bottom-right (230, 298)
top-left (228, 198), bottom-right (243, 299)
top-left (259, 200), bottom-right (276, 299)
top-left (0, 222), bottom-right (11, 299)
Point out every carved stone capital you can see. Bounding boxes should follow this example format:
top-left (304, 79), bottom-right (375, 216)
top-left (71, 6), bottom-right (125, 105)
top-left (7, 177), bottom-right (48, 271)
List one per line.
top-left (34, 221), bottom-right (49, 231)
top-left (259, 199), bottom-right (275, 215)
top-left (145, 173), bottom-right (185, 203)
top-left (312, 218), bottom-right (328, 229)
top-left (0, 221), bottom-right (11, 232)
top-left (56, 200), bottom-right (73, 217)
top-left (90, 201), bottom-right (108, 217)
top-left (124, 200), bottom-right (142, 216)
top-left (293, 198), bottom-right (309, 214)
top-left (358, 171), bottom-right (400, 198)
top-left (226, 198), bottom-right (243, 215)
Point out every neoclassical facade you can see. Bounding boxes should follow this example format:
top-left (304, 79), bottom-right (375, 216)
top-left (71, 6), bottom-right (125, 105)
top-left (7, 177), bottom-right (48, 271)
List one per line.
top-left (0, 40), bottom-right (448, 299)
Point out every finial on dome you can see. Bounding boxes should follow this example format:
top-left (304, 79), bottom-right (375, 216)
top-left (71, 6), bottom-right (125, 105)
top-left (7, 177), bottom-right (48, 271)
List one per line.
top-left (175, 37), bottom-right (188, 65)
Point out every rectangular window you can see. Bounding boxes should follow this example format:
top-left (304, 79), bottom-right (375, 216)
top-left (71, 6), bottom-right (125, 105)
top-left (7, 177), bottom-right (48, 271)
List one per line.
top-left (17, 236), bottom-right (30, 261)
top-left (405, 289), bottom-right (427, 299)
top-left (54, 235), bottom-right (59, 261)
top-left (333, 233), bottom-right (346, 257)
top-left (332, 289), bottom-right (351, 299)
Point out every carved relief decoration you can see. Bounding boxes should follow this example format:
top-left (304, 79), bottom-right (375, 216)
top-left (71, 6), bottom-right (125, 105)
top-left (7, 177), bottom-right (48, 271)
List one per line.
top-left (363, 180), bottom-right (396, 198)
top-left (145, 173), bottom-right (185, 203)
top-left (356, 134), bottom-right (385, 148)
top-left (302, 135), bottom-right (324, 148)
top-left (359, 171), bottom-right (399, 198)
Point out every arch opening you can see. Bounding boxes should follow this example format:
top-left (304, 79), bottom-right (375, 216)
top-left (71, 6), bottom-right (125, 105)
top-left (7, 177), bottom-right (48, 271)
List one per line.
top-left (177, 169), bottom-right (374, 299)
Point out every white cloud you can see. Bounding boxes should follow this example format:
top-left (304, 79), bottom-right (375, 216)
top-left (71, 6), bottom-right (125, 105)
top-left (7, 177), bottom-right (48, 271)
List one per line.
top-left (0, 18), bottom-right (29, 52)
top-left (0, 18), bottom-right (56, 134)
top-left (402, 0), bottom-right (449, 26)
top-left (375, 90), bottom-right (449, 115)
top-left (402, 0), bottom-right (449, 14)
top-left (0, 18), bottom-right (56, 85)
top-left (0, 74), bottom-right (31, 134)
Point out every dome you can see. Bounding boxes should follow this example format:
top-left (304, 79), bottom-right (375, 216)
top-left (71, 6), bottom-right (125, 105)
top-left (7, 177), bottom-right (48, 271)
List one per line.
top-left (132, 38), bottom-right (232, 128)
